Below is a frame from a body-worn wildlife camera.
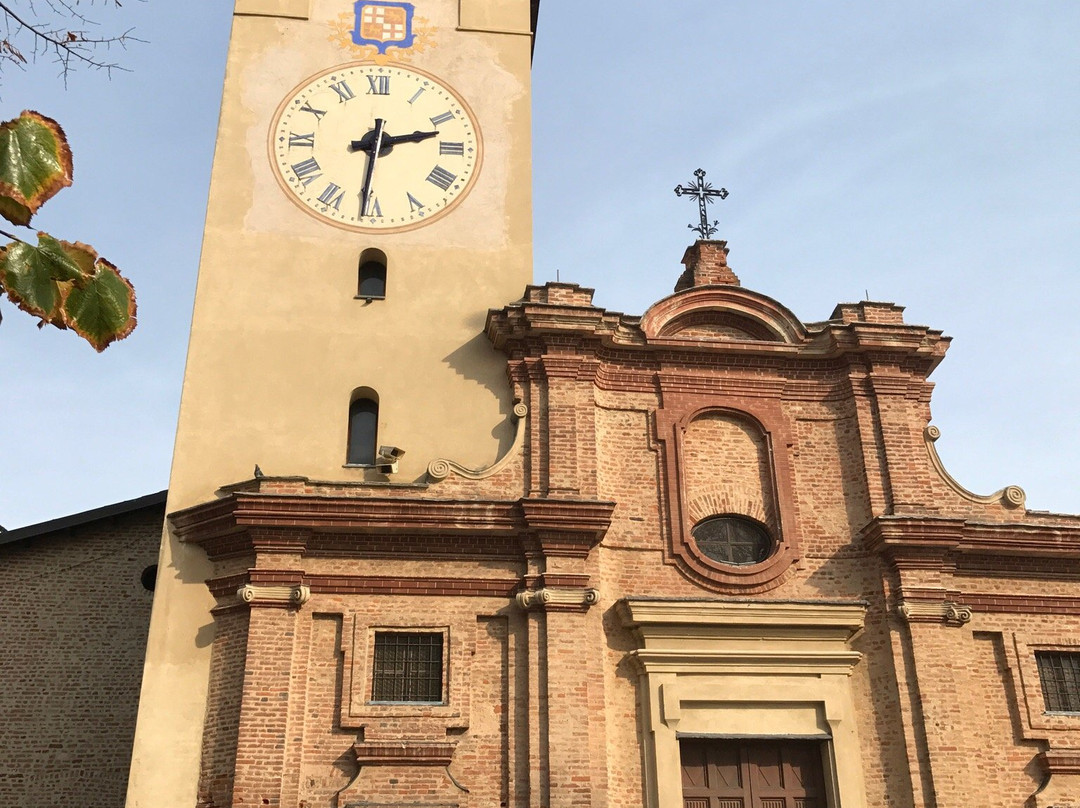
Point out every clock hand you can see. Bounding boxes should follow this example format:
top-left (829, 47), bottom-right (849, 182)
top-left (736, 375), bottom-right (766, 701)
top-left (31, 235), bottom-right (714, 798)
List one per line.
top-left (359, 118), bottom-right (386, 218)
top-left (381, 129), bottom-right (440, 147)
top-left (350, 129), bottom-right (439, 151)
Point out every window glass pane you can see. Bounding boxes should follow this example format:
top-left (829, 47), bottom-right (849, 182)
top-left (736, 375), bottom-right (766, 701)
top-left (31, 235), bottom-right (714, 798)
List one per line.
top-left (372, 631), bottom-right (444, 703)
top-left (691, 515), bottom-right (773, 566)
top-left (359, 260), bottom-right (386, 297)
top-left (347, 398), bottom-right (378, 465)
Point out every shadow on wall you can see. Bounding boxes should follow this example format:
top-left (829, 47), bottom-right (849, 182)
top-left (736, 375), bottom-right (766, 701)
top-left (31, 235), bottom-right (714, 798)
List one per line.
top-left (442, 332), bottom-right (517, 455)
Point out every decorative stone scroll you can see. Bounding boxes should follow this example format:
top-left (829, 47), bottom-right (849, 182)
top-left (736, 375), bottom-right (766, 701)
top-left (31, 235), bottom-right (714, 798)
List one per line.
top-left (896, 598), bottom-right (972, 626)
top-left (515, 587), bottom-right (599, 612)
top-left (924, 425), bottom-right (1026, 509)
top-left (427, 402), bottom-right (528, 482)
top-left (236, 583), bottom-right (311, 608)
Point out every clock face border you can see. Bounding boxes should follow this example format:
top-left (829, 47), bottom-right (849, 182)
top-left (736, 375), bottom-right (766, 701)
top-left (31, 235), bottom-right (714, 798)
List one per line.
top-left (268, 61), bottom-right (484, 234)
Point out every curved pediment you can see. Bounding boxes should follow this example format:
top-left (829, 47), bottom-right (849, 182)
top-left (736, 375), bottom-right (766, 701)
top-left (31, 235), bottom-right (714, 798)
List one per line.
top-left (640, 286), bottom-right (808, 344)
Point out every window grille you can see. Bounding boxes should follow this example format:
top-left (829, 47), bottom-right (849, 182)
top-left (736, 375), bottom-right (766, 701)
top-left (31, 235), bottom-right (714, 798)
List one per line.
top-left (691, 515), bottom-right (773, 566)
top-left (1036, 651), bottom-right (1080, 712)
top-left (372, 631), bottom-right (444, 703)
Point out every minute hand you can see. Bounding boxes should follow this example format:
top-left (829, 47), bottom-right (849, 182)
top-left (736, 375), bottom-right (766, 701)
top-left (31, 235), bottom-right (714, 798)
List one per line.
top-left (351, 129), bottom-right (438, 150)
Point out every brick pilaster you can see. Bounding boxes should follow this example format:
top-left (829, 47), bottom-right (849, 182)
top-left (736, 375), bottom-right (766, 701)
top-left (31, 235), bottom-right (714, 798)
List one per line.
top-left (674, 240), bottom-right (740, 290)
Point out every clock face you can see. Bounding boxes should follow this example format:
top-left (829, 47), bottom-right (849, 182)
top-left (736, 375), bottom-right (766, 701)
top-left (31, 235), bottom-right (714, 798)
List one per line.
top-left (269, 63), bottom-right (482, 233)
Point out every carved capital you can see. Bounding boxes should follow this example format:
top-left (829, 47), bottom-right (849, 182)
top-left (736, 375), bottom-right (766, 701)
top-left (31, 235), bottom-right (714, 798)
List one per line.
top-left (516, 587), bottom-right (600, 612)
top-left (897, 598), bottom-right (972, 626)
top-left (236, 583), bottom-right (311, 608)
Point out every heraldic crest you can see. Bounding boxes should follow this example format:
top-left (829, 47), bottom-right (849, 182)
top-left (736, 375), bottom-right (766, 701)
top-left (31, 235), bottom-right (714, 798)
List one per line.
top-left (351, 1), bottom-right (416, 53)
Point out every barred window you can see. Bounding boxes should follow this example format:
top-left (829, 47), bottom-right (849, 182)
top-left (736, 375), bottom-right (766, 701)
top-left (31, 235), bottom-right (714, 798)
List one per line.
top-left (1036, 651), bottom-right (1080, 712)
top-left (371, 631), bottom-right (444, 703)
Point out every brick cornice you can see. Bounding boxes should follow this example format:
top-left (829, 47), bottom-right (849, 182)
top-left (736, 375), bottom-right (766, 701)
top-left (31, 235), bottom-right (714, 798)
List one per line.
top-left (353, 740), bottom-right (457, 767)
top-left (864, 515), bottom-right (1080, 571)
top-left (171, 492), bottom-right (617, 562)
top-left (1038, 749), bottom-right (1080, 776)
top-left (170, 493), bottom-right (524, 559)
top-left (520, 497), bottom-right (615, 558)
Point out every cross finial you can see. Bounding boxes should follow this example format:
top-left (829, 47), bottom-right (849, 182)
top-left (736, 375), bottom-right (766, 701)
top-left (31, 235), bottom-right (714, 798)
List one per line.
top-left (674, 168), bottom-right (729, 239)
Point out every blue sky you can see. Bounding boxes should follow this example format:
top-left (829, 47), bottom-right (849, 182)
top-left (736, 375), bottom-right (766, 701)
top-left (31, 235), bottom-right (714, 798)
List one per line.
top-left (0, 2), bottom-right (1077, 528)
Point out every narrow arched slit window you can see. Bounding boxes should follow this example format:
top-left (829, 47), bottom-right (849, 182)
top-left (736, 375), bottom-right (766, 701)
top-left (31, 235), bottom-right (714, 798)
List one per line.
top-left (347, 389), bottom-right (379, 465)
top-left (357, 248), bottom-right (387, 300)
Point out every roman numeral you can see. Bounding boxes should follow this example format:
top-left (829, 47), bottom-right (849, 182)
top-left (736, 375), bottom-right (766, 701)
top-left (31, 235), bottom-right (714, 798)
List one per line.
top-left (300, 102), bottom-right (327, 121)
top-left (365, 197), bottom-right (383, 217)
top-left (291, 157), bottom-right (322, 186)
top-left (429, 111), bottom-right (454, 126)
top-left (318, 182), bottom-right (345, 210)
top-left (425, 165), bottom-right (457, 191)
top-left (366, 75), bottom-right (390, 95)
top-left (288, 132), bottom-right (315, 148)
top-left (407, 87), bottom-right (426, 105)
top-left (439, 141), bottom-right (464, 156)
top-left (330, 80), bottom-right (356, 102)
top-left (407, 192), bottom-right (425, 212)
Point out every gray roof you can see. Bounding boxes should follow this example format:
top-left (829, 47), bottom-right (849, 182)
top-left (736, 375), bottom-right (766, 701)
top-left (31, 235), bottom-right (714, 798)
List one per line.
top-left (0, 490), bottom-right (167, 547)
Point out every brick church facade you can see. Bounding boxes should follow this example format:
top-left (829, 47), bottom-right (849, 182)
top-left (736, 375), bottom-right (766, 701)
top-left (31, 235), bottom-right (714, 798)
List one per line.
top-left (163, 240), bottom-right (1080, 807)
top-left (6, 3), bottom-right (1078, 808)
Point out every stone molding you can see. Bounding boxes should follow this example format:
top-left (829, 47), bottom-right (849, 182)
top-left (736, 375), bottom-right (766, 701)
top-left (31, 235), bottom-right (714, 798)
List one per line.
top-left (896, 598), bottom-right (972, 626)
top-left (923, 424), bottom-right (1026, 510)
top-left (236, 583), bottom-right (310, 608)
top-left (428, 402), bottom-right (528, 482)
top-left (617, 598), bottom-right (868, 808)
top-left (515, 586), bottom-right (599, 612)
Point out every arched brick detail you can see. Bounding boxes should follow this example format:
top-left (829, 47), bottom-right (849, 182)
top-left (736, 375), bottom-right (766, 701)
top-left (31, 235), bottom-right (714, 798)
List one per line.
top-left (655, 396), bottom-right (801, 593)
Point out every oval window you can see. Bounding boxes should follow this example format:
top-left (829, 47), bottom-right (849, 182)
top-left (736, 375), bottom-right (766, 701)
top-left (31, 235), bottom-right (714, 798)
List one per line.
top-left (691, 515), bottom-right (773, 566)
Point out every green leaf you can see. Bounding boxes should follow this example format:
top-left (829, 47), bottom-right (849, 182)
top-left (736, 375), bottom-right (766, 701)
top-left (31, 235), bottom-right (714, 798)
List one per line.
top-left (0, 235), bottom-right (95, 323)
top-left (0, 111), bottom-right (74, 226)
top-left (62, 256), bottom-right (137, 352)
top-left (0, 234), bottom-right (136, 350)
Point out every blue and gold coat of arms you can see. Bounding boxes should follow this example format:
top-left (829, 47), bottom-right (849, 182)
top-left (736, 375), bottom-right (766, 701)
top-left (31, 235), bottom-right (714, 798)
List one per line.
top-left (352, 1), bottom-right (415, 53)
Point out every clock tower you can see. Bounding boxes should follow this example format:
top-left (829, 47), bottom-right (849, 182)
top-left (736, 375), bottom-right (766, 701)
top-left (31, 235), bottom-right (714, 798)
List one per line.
top-left (127, 1), bottom-right (537, 805)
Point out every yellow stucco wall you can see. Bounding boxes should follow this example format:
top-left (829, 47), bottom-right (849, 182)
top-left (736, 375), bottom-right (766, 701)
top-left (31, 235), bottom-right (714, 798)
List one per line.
top-left (126, 3), bottom-right (534, 805)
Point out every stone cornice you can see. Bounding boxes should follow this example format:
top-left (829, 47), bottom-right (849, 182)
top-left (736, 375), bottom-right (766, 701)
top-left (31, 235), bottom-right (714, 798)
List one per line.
top-left (617, 598), bottom-right (866, 635)
top-left (617, 598), bottom-right (867, 678)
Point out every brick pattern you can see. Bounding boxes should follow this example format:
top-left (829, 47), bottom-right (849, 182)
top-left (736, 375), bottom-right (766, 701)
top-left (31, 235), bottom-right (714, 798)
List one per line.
top-left (0, 505), bottom-right (161, 808)
top-left (171, 275), bottom-right (1080, 808)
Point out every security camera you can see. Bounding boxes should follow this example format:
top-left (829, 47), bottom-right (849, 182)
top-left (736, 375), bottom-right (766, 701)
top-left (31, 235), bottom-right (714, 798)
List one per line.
top-left (375, 445), bottom-right (405, 474)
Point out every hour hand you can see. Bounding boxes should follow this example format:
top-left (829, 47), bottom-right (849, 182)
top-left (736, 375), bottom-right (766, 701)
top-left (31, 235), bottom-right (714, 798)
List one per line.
top-left (382, 129), bottom-right (439, 147)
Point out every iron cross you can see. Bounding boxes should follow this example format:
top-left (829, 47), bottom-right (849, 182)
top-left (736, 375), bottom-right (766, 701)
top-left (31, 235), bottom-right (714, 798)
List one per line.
top-left (675, 168), bottom-right (729, 239)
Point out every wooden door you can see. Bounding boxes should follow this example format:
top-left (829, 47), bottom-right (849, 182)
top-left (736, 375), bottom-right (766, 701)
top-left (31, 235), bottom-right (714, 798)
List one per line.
top-left (680, 738), bottom-right (827, 808)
